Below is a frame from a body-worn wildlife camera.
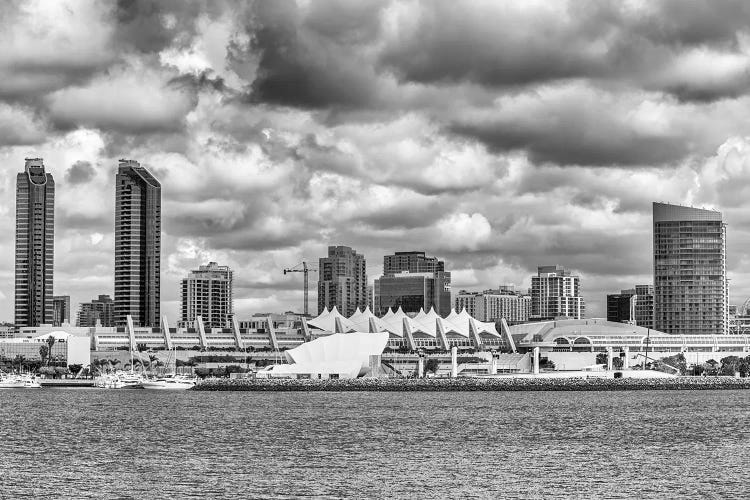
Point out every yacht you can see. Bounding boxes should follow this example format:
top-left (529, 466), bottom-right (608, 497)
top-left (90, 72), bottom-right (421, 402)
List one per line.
top-left (20, 374), bottom-right (42, 388)
top-left (0, 373), bottom-right (41, 389)
top-left (141, 374), bottom-right (197, 390)
top-left (94, 374), bottom-right (124, 389)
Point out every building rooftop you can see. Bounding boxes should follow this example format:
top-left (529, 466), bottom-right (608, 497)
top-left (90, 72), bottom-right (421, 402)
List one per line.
top-left (653, 202), bottom-right (722, 222)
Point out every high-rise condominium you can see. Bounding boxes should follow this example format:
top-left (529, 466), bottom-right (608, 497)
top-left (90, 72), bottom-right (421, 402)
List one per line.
top-left (374, 251), bottom-right (452, 316)
top-left (455, 288), bottom-right (532, 324)
top-left (653, 202), bottom-right (727, 335)
top-left (77, 294), bottom-right (115, 327)
top-left (317, 246), bottom-right (367, 316)
top-left (530, 266), bottom-right (584, 319)
top-left (15, 158), bottom-right (55, 327)
top-left (180, 262), bottom-right (234, 329)
top-left (52, 295), bottom-right (70, 326)
top-left (114, 159), bottom-right (161, 327)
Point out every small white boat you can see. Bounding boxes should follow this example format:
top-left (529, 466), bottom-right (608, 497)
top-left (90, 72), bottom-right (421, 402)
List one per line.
top-left (20, 374), bottom-right (42, 388)
top-left (0, 373), bottom-right (41, 389)
top-left (141, 374), bottom-right (197, 390)
top-left (0, 374), bottom-right (26, 389)
top-left (94, 373), bottom-right (126, 389)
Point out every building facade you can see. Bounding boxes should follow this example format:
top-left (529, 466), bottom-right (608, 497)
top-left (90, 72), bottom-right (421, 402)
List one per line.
top-left (653, 202), bottom-right (727, 335)
top-left (317, 246), bottom-right (367, 316)
top-left (114, 160), bottom-right (161, 327)
top-left (455, 289), bottom-right (532, 324)
top-left (77, 294), bottom-right (115, 327)
top-left (530, 266), bottom-right (584, 319)
top-left (52, 295), bottom-right (70, 326)
top-left (606, 285), bottom-right (654, 329)
top-left (15, 158), bottom-right (55, 327)
top-left (180, 262), bottom-right (234, 329)
top-left (374, 251), bottom-right (452, 316)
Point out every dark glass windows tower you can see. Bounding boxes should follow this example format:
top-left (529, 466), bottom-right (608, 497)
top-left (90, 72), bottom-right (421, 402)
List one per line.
top-left (15, 158), bottom-right (55, 327)
top-left (114, 160), bottom-right (161, 327)
top-left (653, 202), bottom-right (727, 335)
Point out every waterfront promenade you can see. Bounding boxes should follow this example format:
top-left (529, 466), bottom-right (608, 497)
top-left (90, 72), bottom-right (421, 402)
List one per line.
top-left (194, 376), bottom-right (750, 392)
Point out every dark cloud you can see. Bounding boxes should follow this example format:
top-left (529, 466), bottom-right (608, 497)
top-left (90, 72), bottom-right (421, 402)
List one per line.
top-left (239, 0), bottom-right (382, 109)
top-left (379, 0), bottom-right (750, 102)
top-left (64, 160), bottom-right (96, 185)
top-left (448, 87), bottom-right (690, 166)
top-left (113, 0), bottom-right (224, 53)
top-left (169, 71), bottom-right (229, 94)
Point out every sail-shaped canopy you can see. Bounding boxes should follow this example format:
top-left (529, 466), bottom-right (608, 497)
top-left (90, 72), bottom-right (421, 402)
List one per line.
top-left (307, 306), bottom-right (356, 333)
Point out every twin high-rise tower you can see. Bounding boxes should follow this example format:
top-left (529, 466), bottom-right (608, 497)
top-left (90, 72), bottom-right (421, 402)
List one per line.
top-left (14, 158), bottom-right (161, 328)
top-left (15, 159), bottom-right (55, 327)
top-left (114, 160), bottom-right (161, 327)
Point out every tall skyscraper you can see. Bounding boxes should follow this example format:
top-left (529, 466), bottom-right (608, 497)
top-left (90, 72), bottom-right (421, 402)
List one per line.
top-left (530, 266), bottom-right (584, 319)
top-left (317, 246), bottom-right (367, 316)
top-left (374, 251), bottom-right (452, 316)
top-left (52, 295), bottom-right (70, 326)
top-left (653, 202), bottom-right (727, 335)
top-left (606, 285), bottom-right (654, 328)
top-left (77, 294), bottom-right (115, 327)
top-left (180, 262), bottom-right (234, 329)
top-left (15, 158), bottom-right (55, 327)
top-left (114, 159), bottom-right (161, 327)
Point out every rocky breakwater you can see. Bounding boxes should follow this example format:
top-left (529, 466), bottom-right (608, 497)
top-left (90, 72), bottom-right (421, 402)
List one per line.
top-left (194, 376), bottom-right (750, 392)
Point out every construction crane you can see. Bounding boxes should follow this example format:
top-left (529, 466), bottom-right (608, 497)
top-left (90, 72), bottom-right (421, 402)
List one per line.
top-left (283, 261), bottom-right (318, 316)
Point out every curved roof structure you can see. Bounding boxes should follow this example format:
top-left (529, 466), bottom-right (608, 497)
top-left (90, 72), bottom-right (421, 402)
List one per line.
top-left (33, 331), bottom-right (73, 341)
top-left (510, 318), bottom-right (671, 350)
top-left (263, 331), bottom-right (389, 379)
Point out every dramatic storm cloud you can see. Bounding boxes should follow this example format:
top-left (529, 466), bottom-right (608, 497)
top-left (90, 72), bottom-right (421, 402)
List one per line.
top-left (2, 0), bottom-right (750, 320)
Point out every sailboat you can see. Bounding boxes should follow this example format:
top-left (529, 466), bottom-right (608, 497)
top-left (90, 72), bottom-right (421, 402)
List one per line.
top-left (94, 349), bottom-right (144, 389)
top-left (141, 347), bottom-right (196, 390)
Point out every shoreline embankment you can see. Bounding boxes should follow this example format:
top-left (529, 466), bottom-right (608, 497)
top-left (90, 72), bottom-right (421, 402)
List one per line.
top-left (194, 376), bottom-right (750, 392)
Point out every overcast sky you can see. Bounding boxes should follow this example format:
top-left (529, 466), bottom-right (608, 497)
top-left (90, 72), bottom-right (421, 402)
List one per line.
top-left (2, 0), bottom-right (750, 321)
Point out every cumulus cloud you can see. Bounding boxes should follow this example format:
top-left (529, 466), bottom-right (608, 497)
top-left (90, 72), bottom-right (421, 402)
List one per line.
top-left (65, 160), bottom-right (96, 184)
top-left (0, 103), bottom-right (47, 146)
top-left (436, 213), bottom-right (492, 252)
top-left (46, 62), bottom-right (197, 134)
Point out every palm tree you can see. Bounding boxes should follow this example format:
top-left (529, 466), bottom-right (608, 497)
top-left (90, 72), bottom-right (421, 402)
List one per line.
top-left (39, 345), bottom-right (49, 366)
top-left (13, 355), bottom-right (26, 373)
top-left (109, 359), bottom-right (121, 373)
top-left (45, 336), bottom-right (56, 366)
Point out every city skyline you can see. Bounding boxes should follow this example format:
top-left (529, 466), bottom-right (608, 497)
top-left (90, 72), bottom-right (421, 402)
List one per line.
top-left (4, 2), bottom-right (750, 321)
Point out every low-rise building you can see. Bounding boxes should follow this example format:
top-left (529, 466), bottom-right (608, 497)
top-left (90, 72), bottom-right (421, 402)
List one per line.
top-left (606, 285), bottom-right (654, 329)
top-left (77, 295), bottom-right (115, 327)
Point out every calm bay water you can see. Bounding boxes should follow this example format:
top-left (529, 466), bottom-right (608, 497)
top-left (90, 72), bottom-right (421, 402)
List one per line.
top-left (1, 389), bottom-right (749, 499)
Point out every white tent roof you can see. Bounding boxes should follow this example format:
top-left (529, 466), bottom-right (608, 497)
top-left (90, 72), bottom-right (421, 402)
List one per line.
top-left (378, 307), bottom-right (409, 337)
top-left (441, 309), bottom-right (471, 337)
top-left (348, 306), bottom-right (388, 333)
top-left (307, 306), bottom-right (356, 333)
top-left (305, 305), bottom-right (499, 341)
top-left (408, 307), bottom-right (439, 337)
